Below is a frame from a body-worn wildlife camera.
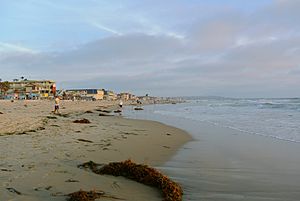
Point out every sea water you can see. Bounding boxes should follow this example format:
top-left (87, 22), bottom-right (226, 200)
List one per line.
top-left (154, 98), bottom-right (300, 142)
top-left (124, 97), bottom-right (300, 200)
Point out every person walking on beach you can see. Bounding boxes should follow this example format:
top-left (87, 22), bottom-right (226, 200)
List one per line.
top-left (54, 96), bottom-right (60, 114)
top-left (119, 100), bottom-right (123, 108)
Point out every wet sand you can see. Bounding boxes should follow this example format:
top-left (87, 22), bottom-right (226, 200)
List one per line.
top-left (125, 108), bottom-right (300, 201)
top-left (0, 100), bottom-right (191, 201)
top-left (191, 121), bottom-right (300, 201)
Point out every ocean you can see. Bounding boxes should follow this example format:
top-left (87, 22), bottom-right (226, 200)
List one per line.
top-left (124, 97), bottom-right (300, 200)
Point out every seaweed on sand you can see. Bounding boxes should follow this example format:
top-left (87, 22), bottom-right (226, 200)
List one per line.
top-left (78, 161), bottom-right (104, 172)
top-left (73, 119), bottom-right (91, 124)
top-left (77, 139), bottom-right (93, 143)
top-left (67, 190), bottom-right (123, 201)
top-left (78, 160), bottom-right (183, 201)
top-left (99, 113), bottom-right (114, 117)
top-left (47, 116), bottom-right (58, 119)
top-left (96, 109), bottom-right (111, 113)
top-left (67, 190), bottom-right (103, 201)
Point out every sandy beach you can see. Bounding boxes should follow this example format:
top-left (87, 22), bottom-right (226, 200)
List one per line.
top-left (0, 100), bottom-right (191, 201)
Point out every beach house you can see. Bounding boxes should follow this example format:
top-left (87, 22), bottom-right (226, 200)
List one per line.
top-left (1, 80), bottom-right (56, 99)
top-left (104, 90), bottom-right (117, 100)
top-left (65, 89), bottom-right (105, 100)
top-left (119, 92), bottom-right (130, 101)
top-left (118, 92), bottom-right (136, 101)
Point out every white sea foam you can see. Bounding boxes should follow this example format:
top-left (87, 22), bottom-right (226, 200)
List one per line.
top-left (124, 98), bottom-right (300, 200)
top-left (152, 98), bottom-right (300, 143)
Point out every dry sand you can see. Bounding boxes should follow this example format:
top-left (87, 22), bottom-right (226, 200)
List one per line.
top-left (0, 100), bottom-right (191, 201)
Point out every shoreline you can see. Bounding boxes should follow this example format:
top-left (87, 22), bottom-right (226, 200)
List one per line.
top-left (0, 100), bottom-right (191, 200)
top-left (125, 103), bottom-right (300, 201)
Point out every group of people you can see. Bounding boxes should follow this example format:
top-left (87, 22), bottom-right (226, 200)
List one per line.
top-left (52, 98), bottom-right (127, 114)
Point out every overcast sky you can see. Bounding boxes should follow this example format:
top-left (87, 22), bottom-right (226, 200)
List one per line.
top-left (0, 0), bottom-right (300, 97)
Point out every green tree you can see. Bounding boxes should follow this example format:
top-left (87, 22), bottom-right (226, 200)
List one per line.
top-left (0, 81), bottom-right (11, 96)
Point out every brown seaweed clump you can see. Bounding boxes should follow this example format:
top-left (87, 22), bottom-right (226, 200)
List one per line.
top-left (67, 189), bottom-right (123, 201)
top-left (78, 161), bottom-right (104, 172)
top-left (73, 119), bottom-right (91, 124)
top-left (78, 160), bottom-right (183, 201)
top-left (99, 113), bottom-right (114, 117)
top-left (67, 190), bottom-right (103, 201)
top-left (96, 109), bottom-right (111, 113)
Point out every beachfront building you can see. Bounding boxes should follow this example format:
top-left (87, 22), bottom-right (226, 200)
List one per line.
top-left (119, 92), bottom-right (130, 101)
top-left (118, 92), bottom-right (136, 101)
top-left (65, 89), bottom-right (105, 100)
top-left (0, 80), bottom-right (56, 99)
top-left (104, 90), bottom-right (117, 100)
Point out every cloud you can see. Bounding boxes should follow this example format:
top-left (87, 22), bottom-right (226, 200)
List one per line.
top-left (0, 42), bottom-right (37, 54)
top-left (188, 14), bottom-right (245, 52)
top-left (89, 22), bottom-right (123, 35)
top-left (1, 0), bottom-right (300, 97)
top-left (0, 33), bottom-right (185, 82)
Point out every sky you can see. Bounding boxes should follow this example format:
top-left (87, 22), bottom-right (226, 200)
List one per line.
top-left (0, 0), bottom-right (300, 97)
